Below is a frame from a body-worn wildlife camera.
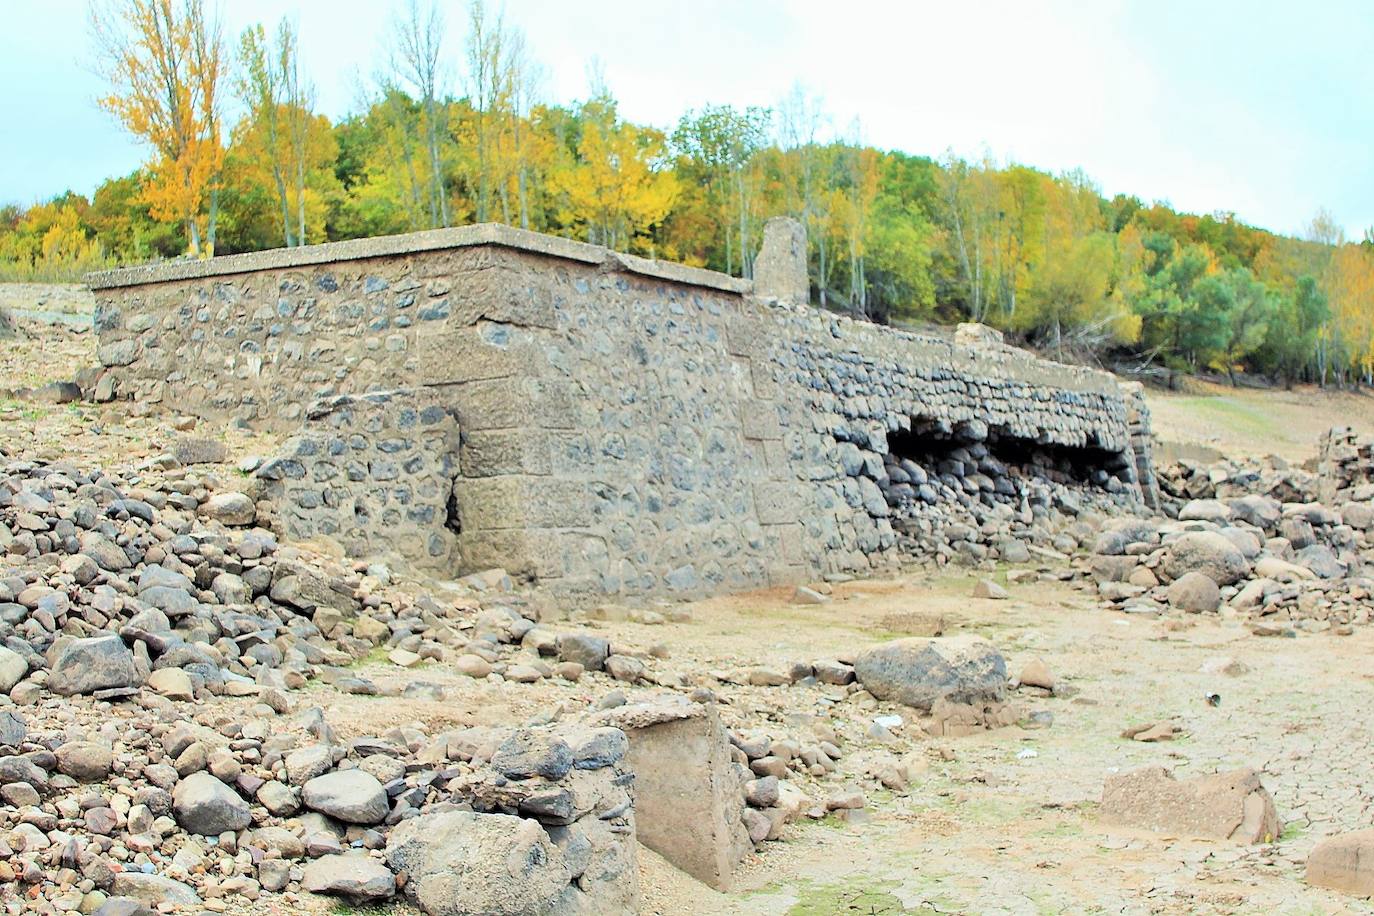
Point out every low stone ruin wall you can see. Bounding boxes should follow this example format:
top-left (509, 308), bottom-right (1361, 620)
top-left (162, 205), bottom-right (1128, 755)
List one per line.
top-left (1318, 427), bottom-right (1374, 506)
top-left (87, 222), bottom-right (1157, 597)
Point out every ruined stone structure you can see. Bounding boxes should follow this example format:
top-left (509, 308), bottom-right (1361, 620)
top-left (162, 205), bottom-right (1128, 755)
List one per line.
top-left (87, 220), bottom-right (1156, 597)
top-left (1318, 427), bottom-right (1374, 506)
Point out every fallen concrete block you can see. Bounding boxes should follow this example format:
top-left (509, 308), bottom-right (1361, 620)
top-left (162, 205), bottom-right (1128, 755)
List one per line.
top-left (1100, 766), bottom-right (1280, 843)
top-left (591, 696), bottom-right (751, 890)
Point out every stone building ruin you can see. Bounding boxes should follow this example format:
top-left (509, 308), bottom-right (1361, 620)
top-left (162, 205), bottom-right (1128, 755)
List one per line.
top-left (87, 218), bottom-right (1158, 597)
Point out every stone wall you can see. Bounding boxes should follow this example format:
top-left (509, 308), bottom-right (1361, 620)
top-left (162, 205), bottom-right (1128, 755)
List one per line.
top-left (254, 388), bottom-right (461, 573)
top-left (88, 223), bottom-right (1155, 597)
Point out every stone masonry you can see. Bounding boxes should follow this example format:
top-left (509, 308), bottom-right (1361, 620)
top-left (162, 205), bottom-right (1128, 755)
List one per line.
top-left (87, 222), bottom-right (1157, 597)
top-left (254, 388), bottom-right (461, 573)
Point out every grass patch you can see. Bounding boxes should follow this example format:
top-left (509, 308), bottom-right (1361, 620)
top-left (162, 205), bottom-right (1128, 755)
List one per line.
top-left (786, 878), bottom-right (906, 915)
top-left (330, 902), bottom-right (403, 916)
top-left (349, 645), bottom-right (390, 669)
top-left (1161, 396), bottom-right (1278, 442)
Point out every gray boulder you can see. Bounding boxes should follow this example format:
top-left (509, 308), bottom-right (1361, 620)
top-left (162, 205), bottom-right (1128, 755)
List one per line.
top-left (853, 636), bottom-right (1007, 712)
top-left (302, 769), bottom-right (389, 824)
top-left (1179, 499), bottom-right (1232, 524)
top-left (48, 635), bottom-right (142, 695)
top-left (172, 772), bottom-right (251, 835)
top-left (386, 811), bottom-right (572, 916)
top-left (1162, 532), bottom-right (1251, 586)
top-left (1093, 519), bottom-right (1158, 556)
top-left (0, 645), bottom-right (27, 692)
top-left (1167, 571), bottom-right (1221, 613)
top-left (1229, 495), bottom-right (1281, 530)
top-left (79, 532), bottom-right (130, 571)
top-left (109, 874), bottom-right (201, 908)
top-left (557, 633), bottom-right (610, 671)
top-left (491, 730), bottom-right (574, 781)
top-left (203, 492), bottom-right (256, 526)
top-left (1296, 544), bottom-right (1346, 579)
top-left (0, 710), bottom-right (24, 747)
top-left (301, 852), bottom-right (395, 901)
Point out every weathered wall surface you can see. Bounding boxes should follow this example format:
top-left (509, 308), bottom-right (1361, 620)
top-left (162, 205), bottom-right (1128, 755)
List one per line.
top-left (254, 388), bottom-right (461, 572)
top-left (88, 224), bottom-right (1154, 597)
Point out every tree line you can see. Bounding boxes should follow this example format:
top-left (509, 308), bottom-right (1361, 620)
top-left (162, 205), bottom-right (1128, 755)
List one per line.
top-left (3, 0), bottom-right (1374, 388)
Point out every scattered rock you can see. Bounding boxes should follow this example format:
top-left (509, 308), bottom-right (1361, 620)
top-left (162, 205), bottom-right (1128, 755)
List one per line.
top-left (972, 578), bottom-right (1009, 600)
top-left (853, 636), bottom-right (1008, 712)
top-left (173, 772), bottom-right (252, 835)
top-left (301, 852), bottom-right (396, 901)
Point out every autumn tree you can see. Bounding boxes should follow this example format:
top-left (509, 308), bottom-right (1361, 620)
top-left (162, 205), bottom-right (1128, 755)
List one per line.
top-left (551, 93), bottom-right (678, 252)
top-left (385, 0), bottom-right (450, 228)
top-left (91, 0), bottom-right (226, 256)
top-left (1324, 243), bottom-right (1374, 385)
top-left (235, 18), bottom-right (326, 247)
top-left (673, 105), bottom-right (771, 277)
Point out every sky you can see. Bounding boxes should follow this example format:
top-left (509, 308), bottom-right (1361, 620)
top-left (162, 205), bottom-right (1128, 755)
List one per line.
top-left (1, 0), bottom-right (1370, 241)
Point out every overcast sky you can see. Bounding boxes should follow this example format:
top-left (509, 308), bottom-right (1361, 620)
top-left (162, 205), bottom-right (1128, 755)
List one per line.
top-left (2, 0), bottom-right (1370, 240)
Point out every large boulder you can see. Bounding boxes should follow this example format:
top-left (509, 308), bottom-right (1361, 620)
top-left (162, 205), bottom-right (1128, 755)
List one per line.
top-left (1307, 829), bottom-right (1374, 896)
top-left (386, 811), bottom-right (572, 916)
top-left (1093, 519), bottom-right (1159, 556)
top-left (109, 873), bottom-right (201, 908)
top-left (1295, 544), bottom-right (1345, 579)
top-left (556, 633), bottom-right (610, 672)
top-left (1254, 555), bottom-right (1316, 582)
top-left (1161, 532), bottom-right (1250, 586)
top-left (203, 492), bottom-right (255, 526)
top-left (173, 772), bottom-right (251, 835)
top-left (302, 769), bottom-right (389, 824)
top-left (1229, 495), bottom-right (1282, 530)
top-left (1179, 499), bottom-right (1232, 524)
top-left (0, 646), bottom-right (27, 693)
top-left (302, 852), bottom-right (395, 901)
top-left (1167, 571), bottom-right (1221, 613)
top-left (853, 636), bottom-right (1007, 712)
top-left (1101, 766), bottom-right (1279, 843)
top-left (47, 635), bottom-right (142, 695)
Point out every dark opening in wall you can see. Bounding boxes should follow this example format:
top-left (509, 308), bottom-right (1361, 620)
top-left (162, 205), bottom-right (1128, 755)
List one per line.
top-left (880, 416), bottom-right (1133, 510)
top-left (445, 481), bottom-right (463, 536)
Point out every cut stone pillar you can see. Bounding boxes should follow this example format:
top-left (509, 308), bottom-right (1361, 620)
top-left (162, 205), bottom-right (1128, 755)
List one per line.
top-left (591, 697), bottom-right (751, 890)
top-left (753, 217), bottom-right (808, 305)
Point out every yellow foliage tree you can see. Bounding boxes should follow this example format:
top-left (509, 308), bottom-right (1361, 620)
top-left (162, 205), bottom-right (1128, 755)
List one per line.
top-left (91, 0), bottom-right (225, 257)
top-left (551, 96), bottom-right (678, 254)
top-left (1323, 244), bottom-right (1374, 382)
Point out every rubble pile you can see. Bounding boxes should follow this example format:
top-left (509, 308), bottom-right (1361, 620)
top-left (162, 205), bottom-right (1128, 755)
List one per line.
top-left (1082, 488), bottom-right (1374, 632)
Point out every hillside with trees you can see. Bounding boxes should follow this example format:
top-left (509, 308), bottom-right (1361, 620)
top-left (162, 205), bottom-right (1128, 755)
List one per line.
top-left (3, 0), bottom-right (1373, 389)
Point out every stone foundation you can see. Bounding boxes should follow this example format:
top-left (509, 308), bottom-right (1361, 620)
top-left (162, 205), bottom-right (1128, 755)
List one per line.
top-left (87, 222), bottom-right (1156, 597)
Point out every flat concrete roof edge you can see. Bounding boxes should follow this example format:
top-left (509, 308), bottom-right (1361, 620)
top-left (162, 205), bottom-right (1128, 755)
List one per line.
top-left (85, 223), bottom-right (752, 295)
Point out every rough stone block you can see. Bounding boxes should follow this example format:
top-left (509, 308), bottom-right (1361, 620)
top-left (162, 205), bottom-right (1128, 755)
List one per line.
top-left (1307, 829), bottom-right (1374, 896)
top-left (591, 697), bottom-right (750, 890)
top-left (460, 429), bottom-right (552, 477)
top-left (1100, 766), bottom-right (1280, 843)
top-left (415, 326), bottom-right (535, 384)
